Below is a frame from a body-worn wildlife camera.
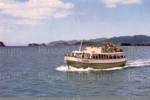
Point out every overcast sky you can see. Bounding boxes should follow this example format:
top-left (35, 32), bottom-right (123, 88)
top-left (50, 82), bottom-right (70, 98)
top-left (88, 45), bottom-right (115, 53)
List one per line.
top-left (0, 0), bottom-right (150, 46)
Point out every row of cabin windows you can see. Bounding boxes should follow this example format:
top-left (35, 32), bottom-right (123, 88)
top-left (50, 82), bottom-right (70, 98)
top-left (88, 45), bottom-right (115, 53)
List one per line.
top-left (70, 53), bottom-right (125, 59)
top-left (91, 54), bottom-right (125, 59)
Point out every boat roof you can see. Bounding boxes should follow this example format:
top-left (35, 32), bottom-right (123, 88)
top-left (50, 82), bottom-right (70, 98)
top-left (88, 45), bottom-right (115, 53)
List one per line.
top-left (72, 50), bottom-right (124, 55)
top-left (72, 51), bottom-right (83, 53)
top-left (71, 42), bottom-right (124, 55)
top-left (72, 44), bottom-right (124, 55)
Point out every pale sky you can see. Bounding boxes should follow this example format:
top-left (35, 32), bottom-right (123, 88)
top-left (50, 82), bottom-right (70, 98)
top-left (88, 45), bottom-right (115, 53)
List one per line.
top-left (0, 0), bottom-right (150, 46)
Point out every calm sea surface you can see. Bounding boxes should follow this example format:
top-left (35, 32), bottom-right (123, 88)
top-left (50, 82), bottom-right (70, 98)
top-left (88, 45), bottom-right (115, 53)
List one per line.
top-left (0, 46), bottom-right (150, 97)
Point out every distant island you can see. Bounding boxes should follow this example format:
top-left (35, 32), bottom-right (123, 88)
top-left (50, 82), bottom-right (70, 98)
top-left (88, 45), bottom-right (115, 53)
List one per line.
top-left (0, 41), bottom-right (5, 47)
top-left (121, 43), bottom-right (150, 46)
top-left (28, 43), bottom-right (46, 46)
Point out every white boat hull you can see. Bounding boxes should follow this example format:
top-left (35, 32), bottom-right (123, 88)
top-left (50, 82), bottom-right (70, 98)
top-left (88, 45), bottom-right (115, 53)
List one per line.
top-left (65, 56), bottom-right (127, 69)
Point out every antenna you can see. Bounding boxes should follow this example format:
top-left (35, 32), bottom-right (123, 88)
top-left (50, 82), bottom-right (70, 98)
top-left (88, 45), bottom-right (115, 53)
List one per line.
top-left (79, 33), bottom-right (85, 51)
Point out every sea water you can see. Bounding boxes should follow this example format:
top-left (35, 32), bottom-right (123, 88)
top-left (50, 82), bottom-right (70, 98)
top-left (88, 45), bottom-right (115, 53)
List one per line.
top-left (0, 46), bottom-right (150, 97)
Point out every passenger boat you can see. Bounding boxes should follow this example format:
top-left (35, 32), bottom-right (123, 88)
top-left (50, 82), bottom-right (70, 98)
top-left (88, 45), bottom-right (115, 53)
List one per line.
top-left (64, 40), bottom-right (127, 69)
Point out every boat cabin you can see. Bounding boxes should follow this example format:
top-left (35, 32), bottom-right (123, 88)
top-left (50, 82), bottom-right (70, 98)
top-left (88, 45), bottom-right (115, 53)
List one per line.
top-left (69, 46), bottom-right (125, 60)
top-left (65, 42), bottom-right (127, 69)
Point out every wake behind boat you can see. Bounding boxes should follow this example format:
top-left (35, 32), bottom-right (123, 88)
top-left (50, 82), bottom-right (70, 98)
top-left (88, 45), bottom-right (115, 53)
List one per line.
top-left (64, 40), bottom-right (127, 69)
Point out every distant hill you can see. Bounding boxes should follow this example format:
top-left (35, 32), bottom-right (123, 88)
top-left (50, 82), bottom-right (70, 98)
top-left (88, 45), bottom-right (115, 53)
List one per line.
top-left (47, 38), bottom-right (107, 46)
top-left (67, 40), bottom-right (79, 45)
top-left (104, 35), bottom-right (150, 44)
top-left (88, 37), bottom-right (107, 42)
top-left (47, 35), bottom-right (150, 46)
top-left (47, 40), bottom-right (67, 46)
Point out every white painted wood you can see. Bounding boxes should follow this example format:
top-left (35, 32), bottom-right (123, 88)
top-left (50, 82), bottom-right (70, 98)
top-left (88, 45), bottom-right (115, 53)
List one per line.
top-left (65, 56), bottom-right (126, 64)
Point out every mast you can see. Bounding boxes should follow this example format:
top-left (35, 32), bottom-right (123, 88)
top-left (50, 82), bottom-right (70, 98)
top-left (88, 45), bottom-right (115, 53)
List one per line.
top-left (79, 33), bottom-right (84, 51)
top-left (79, 39), bottom-right (84, 51)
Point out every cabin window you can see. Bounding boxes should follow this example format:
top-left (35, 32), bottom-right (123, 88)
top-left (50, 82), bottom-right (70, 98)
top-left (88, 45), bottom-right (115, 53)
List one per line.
top-left (104, 55), bottom-right (106, 59)
top-left (120, 55), bottom-right (123, 58)
top-left (109, 55), bottom-right (112, 59)
top-left (114, 55), bottom-right (116, 59)
top-left (96, 55), bottom-right (97, 59)
top-left (75, 53), bottom-right (82, 57)
top-left (93, 54), bottom-right (100, 59)
top-left (101, 55), bottom-right (103, 59)
top-left (106, 55), bottom-right (108, 59)
top-left (92, 55), bottom-right (96, 59)
top-left (99, 55), bottom-right (101, 59)
top-left (117, 55), bottom-right (120, 58)
top-left (93, 55), bottom-right (95, 59)
top-left (82, 53), bottom-right (85, 58)
top-left (83, 53), bottom-right (90, 59)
